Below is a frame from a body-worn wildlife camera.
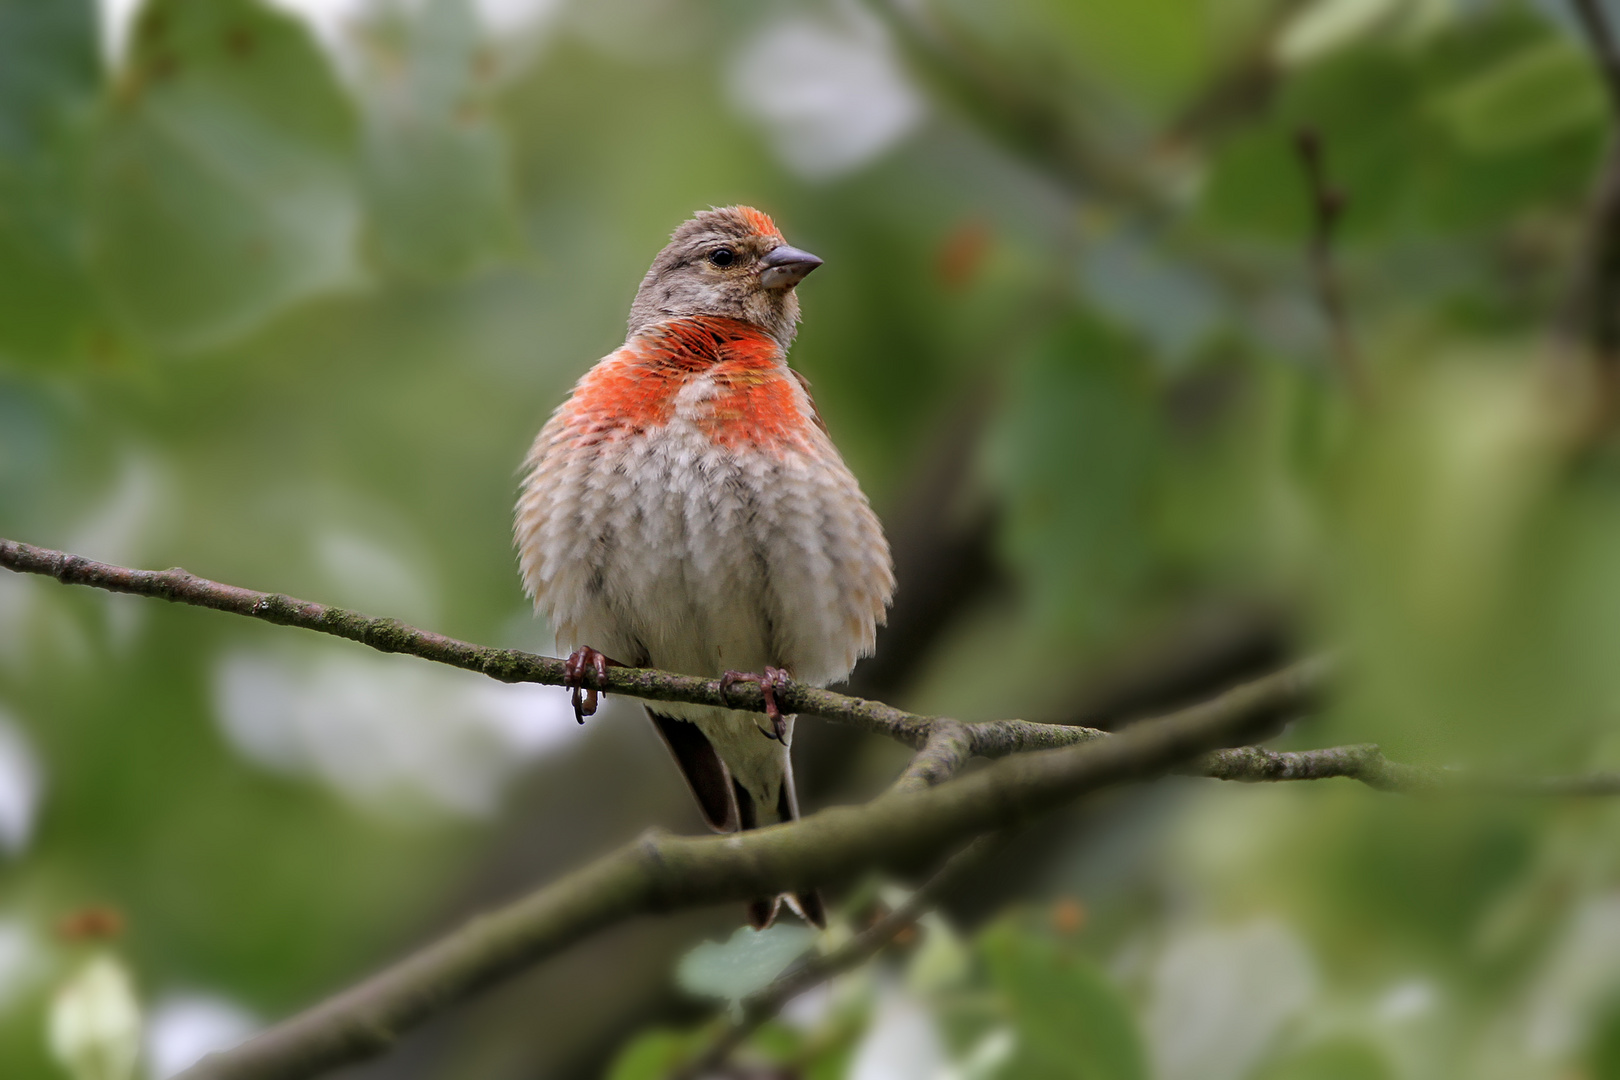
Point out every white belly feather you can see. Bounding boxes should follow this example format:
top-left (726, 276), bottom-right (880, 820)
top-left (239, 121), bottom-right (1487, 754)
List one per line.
top-left (516, 369), bottom-right (892, 815)
top-left (521, 426), bottom-right (884, 684)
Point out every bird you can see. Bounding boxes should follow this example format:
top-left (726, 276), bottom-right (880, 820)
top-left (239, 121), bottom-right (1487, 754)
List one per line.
top-left (514, 206), bottom-right (895, 929)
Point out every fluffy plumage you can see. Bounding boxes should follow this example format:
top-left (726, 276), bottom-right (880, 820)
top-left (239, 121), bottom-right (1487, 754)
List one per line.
top-left (515, 207), bottom-right (894, 926)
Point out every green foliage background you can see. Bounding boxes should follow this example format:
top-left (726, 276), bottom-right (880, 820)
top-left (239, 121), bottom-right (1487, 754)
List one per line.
top-left (5, 0), bottom-right (1620, 1077)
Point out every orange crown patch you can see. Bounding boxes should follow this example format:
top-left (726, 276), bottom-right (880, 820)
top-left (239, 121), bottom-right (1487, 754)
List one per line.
top-left (734, 206), bottom-right (782, 240)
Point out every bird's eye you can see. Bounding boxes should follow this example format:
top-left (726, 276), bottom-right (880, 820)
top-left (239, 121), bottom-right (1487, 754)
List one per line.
top-left (708, 248), bottom-right (736, 268)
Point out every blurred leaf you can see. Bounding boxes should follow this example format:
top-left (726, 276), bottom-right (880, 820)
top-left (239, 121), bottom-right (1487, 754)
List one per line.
top-left (957, 1026), bottom-right (1018, 1080)
top-left (0, 0), bottom-right (103, 364)
top-left (981, 918), bottom-right (1147, 1080)
top-left (604, 1028), bottom-right (698, 1080)
top-left (1427, 37), bottom-right (1604, 155)
top-left (1328, 355), bottom-right (1581, 764)
top-left (356, 0), bottom-right (517, 278)
top-left (1275, 0), bottom-right (1404, 68)
top-left (1029, 0), bottom-right (1210, 111)
top-left (1254, 1037), bottom-right (1393, 1080)
top-left (676, 924), bottom-right (817, 1010)
top-left (47, 954), bottom-right (141, 1080)
top-left (1590, 986), bottom-right (1620, 1079)
top-left (0, 0), bottom-right (98, 158)
top-left (88, 0), bottom-right (362, 352)
top-left (1202, 11), bottom-right (1603, 242)
top-left (989, 314), bottom-right (1159, 645)
top-left (907, 912), bottom-right (971, 996)
top-left (1145, 917), bottom-right (1317, 1080)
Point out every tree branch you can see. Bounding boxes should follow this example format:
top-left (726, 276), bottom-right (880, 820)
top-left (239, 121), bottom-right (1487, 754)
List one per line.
top-left (9, 535), bottom-right (1618, 1078)
top-left (1196, 742), bottom-right (1620, 795)
top-left (1293, 126), bottom-right (1366, 398)
top-left (888, 720), bottom-right (974, 795)
top-left (10, 535), bottom-right (1616, 802)
top-left (0, 536), bottom-right (1258, 758)
top-left (0, 537), bottom-right (937, 746)
top-left (176, 661), bottom-right (1321, 1080)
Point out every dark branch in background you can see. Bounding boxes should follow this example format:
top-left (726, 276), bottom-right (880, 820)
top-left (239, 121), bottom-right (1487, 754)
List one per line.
top-left (676, 835), bottom-right (1005, 1079)
top-left (1293, 127), bottom-right (1367, 398)
top-left (1559, 0), bottom-right (1620, 423)
top-left (7, 537), bottom-right (1620, 1080)
top-left (1575, 0), bottom-right (1620, 113)
top-left (1165, 0), bottom-right (1311, 145)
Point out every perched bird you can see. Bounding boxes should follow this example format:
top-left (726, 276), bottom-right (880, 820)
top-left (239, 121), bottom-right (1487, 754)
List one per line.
top-left (515, 207), bottom-right (894, 928)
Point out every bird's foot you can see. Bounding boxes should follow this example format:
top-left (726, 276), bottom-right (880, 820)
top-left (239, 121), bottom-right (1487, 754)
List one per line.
top-left (719, 666), bottom-right (793, 742)
top-left (563, 646), bottom-right (622, 724)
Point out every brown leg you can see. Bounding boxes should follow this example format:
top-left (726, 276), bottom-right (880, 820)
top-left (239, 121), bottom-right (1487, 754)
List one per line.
top-left (718, 666), bottom-right (793, 742)
top-left (563, 646), bottom-right (623, 724)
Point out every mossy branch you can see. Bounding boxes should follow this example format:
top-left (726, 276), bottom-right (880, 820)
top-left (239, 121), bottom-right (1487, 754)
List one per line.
top-left (6, 536), bottom-right (1619, 1080)
top-left (174, 661), bottom-right (1319, 1080)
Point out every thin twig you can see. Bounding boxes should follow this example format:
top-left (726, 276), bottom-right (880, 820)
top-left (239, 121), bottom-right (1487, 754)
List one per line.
top-left (888, 720), bottom-right (975, 794)
top-left (0, 537), bottom-right (936, 746)
top-left (1195, 742), bottom-right (1620, 796)
top-left (0, 536), bottom-right (1255, 758)
top-left (1293, 126), bottom-right (1366, 398)
top-left (677, 834), bottom-right (1005, 1079)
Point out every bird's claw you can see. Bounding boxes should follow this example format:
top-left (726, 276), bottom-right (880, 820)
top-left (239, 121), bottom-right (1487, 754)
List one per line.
top-left (720, 666), bottom-right (793, 742)
top-left (563, 646), bottom-right (619, 724)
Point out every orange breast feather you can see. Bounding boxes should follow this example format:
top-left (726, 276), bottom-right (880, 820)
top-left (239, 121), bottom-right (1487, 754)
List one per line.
top-left (565, 318), bottom-right (810, 453)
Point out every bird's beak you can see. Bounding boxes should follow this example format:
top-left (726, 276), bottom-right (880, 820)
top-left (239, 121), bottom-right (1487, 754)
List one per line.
top-left (758, 245), bottom-right (823, 289)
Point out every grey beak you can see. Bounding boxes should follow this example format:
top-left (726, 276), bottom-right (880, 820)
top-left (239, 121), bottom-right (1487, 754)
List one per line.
top-left (758, 244), bottom-right (823, 289)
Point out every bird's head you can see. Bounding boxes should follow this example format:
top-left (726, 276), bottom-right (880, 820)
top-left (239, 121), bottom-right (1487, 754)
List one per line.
top-left (627, 206), bottom-right (823, 347)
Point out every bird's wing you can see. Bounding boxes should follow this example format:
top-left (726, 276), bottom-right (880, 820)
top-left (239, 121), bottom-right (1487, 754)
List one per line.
top-left (645, 707), bottom-right (738, 833)
top-left (790, 367), bottom-right (830, 435)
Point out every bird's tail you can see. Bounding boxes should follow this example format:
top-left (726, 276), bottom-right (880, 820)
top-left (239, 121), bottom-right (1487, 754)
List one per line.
top-left (742, 760), bottom-right (825, 930)
top-left (645, 707), bottom-right (825, 929)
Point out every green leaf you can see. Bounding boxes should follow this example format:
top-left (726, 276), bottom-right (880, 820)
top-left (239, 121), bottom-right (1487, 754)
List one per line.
top-left (1028, 0), bottom-right (1212, 112)
top-left (1275, 0), bottom-right (1404, 67)
top-left (676, 923), bottom-right (817, 1009)
top-left (1427, 37), bottom-right (1604, 155)
top-left (1255, 1038), bottom-right (1393, 1080)
top-left (989, 315), bottom-right (1159, 645)
top-left (981, 919), bottom-right (1148, 1080)
top-left (87, 0), bottom-right (363, 352)
top-left (0, 0), bottom-right (104, 364)
top-left (604, 1028), bottom-right (697, 1080)
top-left (907, 912), bottom-right (972, 996)
top-left (1201, 11), bottom-right (1603, 242)
top-left (1327, 356), bottom-right (1580, 765)
top-left (355, 0), bottom-right (517, 279)
top-left (0, 0), bottom-right (99, 159)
